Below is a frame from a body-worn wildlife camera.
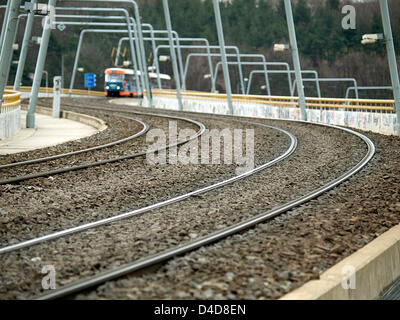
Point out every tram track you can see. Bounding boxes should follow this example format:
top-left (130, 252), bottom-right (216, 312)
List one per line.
top-left (32, 120), bottom-right (374, 300)
top-left (0, 98), bottom-right (375, 300)
top-left (0, 121), bottom-right (296, 254)
top-left (0, 110), bottom-right (206, 185)
top-left (0, 115), bottom-right (149, 170)
top-left (1, 101), bottom-right (288, 252)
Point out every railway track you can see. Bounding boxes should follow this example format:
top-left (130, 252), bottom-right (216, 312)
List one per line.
top-left (0, 98), bottom-right (375, 300)
top-left (35, 121), bottom-right (374, 300)
top-left (0, 115), bottom-right (148, 170)
top-left (0, 111), bottom-right (206, 185)
top-left (0, 118), bottom-right (296, 254)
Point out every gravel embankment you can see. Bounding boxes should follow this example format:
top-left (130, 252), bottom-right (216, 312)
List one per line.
top-left (74, 129), bottom-right (400, 300)
top-left (0, 107), bottom-right (283, 249)
top-left (0, 112), bottom-right (195, 180)
top-left (0, 100), bottom-right (368, 299)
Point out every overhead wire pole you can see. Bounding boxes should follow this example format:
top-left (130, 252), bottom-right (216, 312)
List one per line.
top-left (212, 0), bottom-right (233, 115)
top-left (55, 8), bottom-right (143, 103)
top-left (68, 1), bottom-right (152, 106)
top-left (284, 0), bottom-right (307, 121)
top-left (141, 24), bottom-right (186, 90)
top-left (0, 0), bottom-right (11, 52)
top-left (116, 32), bottom-right (213, 91)
top-left (69, 28), bottom-right (141, 99)
top-left (54, 10), bottom-right (144, 104)
top-left (27, 0), bottom-right (57, 128)
top-left (162, 0), bottom-right (182, 111)
top-left (379, 0), bottom-right (400, 136)
top-left (0, 0), bottom-right (22, 108)
top-left (56, 8), bottom-right (143, 105)
top-left (4, 13), bottom-right (24, 88)
top-left (57, 15), bottom-right (147, 106)
top-left (14, 0), bottom-right (37, 91)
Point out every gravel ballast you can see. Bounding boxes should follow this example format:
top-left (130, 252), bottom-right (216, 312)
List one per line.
top-left (0, 98), bottom-right (381, 299)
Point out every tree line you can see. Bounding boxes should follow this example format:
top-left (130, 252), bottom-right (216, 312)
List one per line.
top-left (4, 0), bottom-right (400, 99)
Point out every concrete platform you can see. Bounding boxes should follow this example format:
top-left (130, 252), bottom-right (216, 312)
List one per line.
top-left (0, 111), bottom-right (98, 155)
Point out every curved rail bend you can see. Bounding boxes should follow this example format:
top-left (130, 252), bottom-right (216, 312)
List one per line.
top-left (34, 121), bottom-right (374, 300)
top-left (0, 122), bottom-right (297, 255)
top-left (0, 112), bottom-right (206, 185)
top-left (0, 115), bottom-right (148, 170)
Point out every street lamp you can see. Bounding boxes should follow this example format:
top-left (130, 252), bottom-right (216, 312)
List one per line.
top-left (274, 44), bottom-right (290, 52)
top-left (77, 68), bottom-right (84, 90)
top-left (31, 36), bottom-right (42, 45)
top-left (159, 55), bottom-right (170, 62)
top-left (361, 33), bottom-right (384, 45)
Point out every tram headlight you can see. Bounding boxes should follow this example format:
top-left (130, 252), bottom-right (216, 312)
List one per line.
top-left (106, 86), bottom-right (110, 90)
top-left (117, 86), bottom-right (120, 90)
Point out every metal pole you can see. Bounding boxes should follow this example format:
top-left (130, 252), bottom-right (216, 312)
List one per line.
top-left (53, 76), bottom-right (61, 118)
top-left (43, 70), bottom-right (48, 96)
top-left (284, 0), bottom-right (307, 120)
top-left (69, 29), bottom-right (141, 103)
top-left (213, 60), bottom-right (293, 96)
top-left (115, 37), bottom-right (124, 66)
top-left (128, 17), bottom-right (146, 106)
top-left (146, 26), bottom-right (162, 89)
top-left (69, 30), bottom-right (84, 94)
top-left (129, 4), bottom-right (151, 107)
top-left (0, 0), bottom-right (21, 108)
top-left (247, 69), bottom-right (320, 97)
top-left (292, 77), bottom-right (358, 99)
top-left (125, 17), bottom-right (145, 105)
top-left (4, 14), bottom-right (23, 88)
top-left (345, 86), bottom-right (393, 99)
top-left (184, 51), bottom-right (273, 95)
top-left (0, 0), bottom-right (11, 53)
top-left (121, 33), bottom-right (213, 90)
top-left (56, 4), bottom-right (149, 104)
top-left (14, 0), bottom-right (37, 90)
top-left (27, 0), bottom-right (57, 128)
top-left (55, 7), bottom-right (143, 105)
top-left (162, 0), bottom-right (183, 110)
top-left (212, 0), bottom-right (233, 115)
top-left (379, 0), bottom-right (400, 136)
top-left (61, 54), bottom-right (64, 89)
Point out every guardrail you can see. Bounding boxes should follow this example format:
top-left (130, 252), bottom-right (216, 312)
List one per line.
top-left (1, 90), bottom-right (21, 113)
top-left (6, 86), bottom-right (395, 112)
top-left (5, 86), bottom-right (105, 97)
top-left (151, 89), bottom-right (395, 112)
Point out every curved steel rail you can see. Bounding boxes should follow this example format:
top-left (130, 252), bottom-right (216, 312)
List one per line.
top-left (0, 115), bottom-right (148, 170)
top-left (0, 122), bottom-right (297, 255)
top-left (0, 111), bottom-right (206, 185)
top-left (35, 122), bottom-right (374, 300)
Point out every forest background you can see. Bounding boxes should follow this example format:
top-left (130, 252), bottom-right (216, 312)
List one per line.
top-left (1, 0), bottom-right (399, 99)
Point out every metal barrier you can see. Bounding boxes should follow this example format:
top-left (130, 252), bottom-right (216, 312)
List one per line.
top-left (5, 86), bottom-right (394, 112)
top-left (1, 90), bottom-right (21, 113)
top-left (5, 86), bottom-right (105, 97)
top-left (1, 89), bottom-right (22, 139)
top-left (151, 89), bottom-right (395, 112)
